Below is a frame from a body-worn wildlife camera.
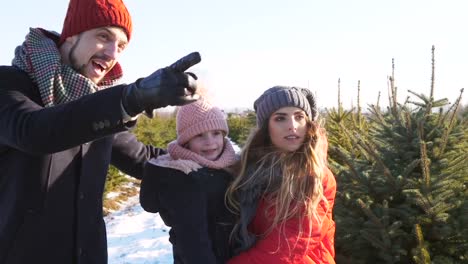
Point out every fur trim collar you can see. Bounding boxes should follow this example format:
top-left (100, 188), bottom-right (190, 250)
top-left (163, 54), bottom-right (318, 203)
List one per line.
top-left (147, 154), bottom-right (202, 175)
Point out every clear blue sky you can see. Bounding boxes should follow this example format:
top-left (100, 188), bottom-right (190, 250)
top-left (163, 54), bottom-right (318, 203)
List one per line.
top-left (1, 0), bottom-right (467, 111)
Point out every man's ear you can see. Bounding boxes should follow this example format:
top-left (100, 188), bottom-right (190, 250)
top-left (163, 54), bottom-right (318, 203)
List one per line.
top-left (59, 35), bottom-right (78, 64)
top-left (64, 34), bottom-right (78, 45)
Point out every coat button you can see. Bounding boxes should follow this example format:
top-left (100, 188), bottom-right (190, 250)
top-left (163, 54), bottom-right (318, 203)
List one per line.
top-left (77, 247), bottom-right (82, 256)
top-left (92, 122), bottom-right (99, 131)
top-left (79, 192), bottom-right (84, 200)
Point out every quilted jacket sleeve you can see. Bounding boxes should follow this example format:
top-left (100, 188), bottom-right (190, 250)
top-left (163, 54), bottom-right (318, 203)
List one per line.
top-left (321, 166), bottom-right (337, 261)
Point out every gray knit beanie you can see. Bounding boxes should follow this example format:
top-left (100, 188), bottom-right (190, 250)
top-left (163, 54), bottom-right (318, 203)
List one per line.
top-left (253, 86), bottom-right (317, 126)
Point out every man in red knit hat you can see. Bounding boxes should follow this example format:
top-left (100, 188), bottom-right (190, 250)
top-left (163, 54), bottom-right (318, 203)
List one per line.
top-left (0, 0), bottom-right (201, 263)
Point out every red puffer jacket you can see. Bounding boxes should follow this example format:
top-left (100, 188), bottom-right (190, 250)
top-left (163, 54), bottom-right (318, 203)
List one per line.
top-left (227, 166), bottom-right (336, 264)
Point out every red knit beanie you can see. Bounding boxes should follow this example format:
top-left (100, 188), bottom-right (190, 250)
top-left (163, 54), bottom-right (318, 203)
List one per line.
top-left (59, 0), bottom-right (133, 45)
top-left (176, 99), bottom-right (229, 146)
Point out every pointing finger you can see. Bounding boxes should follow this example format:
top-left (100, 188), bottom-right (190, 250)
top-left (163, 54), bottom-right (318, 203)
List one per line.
top-left (169, 52), bottom-right (201, 72)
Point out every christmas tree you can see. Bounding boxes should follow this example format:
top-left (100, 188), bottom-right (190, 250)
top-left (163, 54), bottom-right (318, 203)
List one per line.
top-left (327, 46), bottom-right (468, 264)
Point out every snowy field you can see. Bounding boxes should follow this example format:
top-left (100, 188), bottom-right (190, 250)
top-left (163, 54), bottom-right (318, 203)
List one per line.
top-left (105, 194), bottom-right (173, 264)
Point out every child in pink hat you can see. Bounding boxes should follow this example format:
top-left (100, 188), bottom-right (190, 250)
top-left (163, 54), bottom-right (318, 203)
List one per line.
top-left (140, 98), bottom-right (238, 263)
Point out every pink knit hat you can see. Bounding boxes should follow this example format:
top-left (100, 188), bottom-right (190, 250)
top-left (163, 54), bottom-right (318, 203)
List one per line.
top-left (176, 99), bottom-right (229, 145)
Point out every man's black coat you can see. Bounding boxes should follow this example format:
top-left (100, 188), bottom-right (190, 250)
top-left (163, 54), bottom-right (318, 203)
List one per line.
top-left (0, 66), bottom-right (162, 264)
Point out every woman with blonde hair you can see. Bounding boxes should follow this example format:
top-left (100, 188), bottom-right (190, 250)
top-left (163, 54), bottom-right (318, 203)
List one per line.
top-left (226, 86), bottom-right (336, 264)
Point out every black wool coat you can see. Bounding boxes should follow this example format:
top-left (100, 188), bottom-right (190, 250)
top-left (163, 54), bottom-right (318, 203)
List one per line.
top-left (0, 66), bottom-right (163, 264)
top-left (140, 160), bottom-right (236, 264)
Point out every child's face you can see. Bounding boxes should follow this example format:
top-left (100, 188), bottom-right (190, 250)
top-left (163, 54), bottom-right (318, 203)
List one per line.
top-left (187, 130), bottom-right (225, 161)
top-left (268, 107), bottom-right (308, 152)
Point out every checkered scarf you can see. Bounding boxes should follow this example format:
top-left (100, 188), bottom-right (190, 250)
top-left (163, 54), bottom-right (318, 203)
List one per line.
top-left (12, 28), bottom-right (123, 107)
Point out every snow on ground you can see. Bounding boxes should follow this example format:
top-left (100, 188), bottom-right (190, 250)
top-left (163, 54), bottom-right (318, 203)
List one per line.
top-left (105, 194), bottom-right (173, 264)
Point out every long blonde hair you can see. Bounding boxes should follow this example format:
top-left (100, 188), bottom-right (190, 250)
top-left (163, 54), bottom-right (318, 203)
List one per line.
top-left (226, 117), bottom-right (327, 252)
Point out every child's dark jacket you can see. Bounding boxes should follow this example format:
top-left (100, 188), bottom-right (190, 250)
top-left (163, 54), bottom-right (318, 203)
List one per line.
top-left (140, 157), bottom-right (235, 264)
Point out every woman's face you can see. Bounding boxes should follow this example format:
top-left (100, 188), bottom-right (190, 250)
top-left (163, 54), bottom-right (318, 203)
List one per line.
top-left (187, 130), bottom-right (225, 161)
top-left (268, 107), bottom-right (308, 152)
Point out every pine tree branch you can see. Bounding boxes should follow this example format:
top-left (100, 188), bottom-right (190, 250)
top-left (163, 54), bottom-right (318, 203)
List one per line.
top-left (412, 224), bottom-right (432, 264)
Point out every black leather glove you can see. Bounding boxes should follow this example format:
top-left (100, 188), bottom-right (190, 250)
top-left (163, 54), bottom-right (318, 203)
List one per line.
top-left (122, 52), bottom-right (201, 117)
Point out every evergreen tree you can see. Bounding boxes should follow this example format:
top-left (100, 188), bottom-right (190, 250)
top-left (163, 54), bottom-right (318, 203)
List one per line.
top-left (133, 111), bottom-right (177, 148)
top-left (328, 47), bottom-right (468, 263)
top-left (227, 110), bottom-right (256, 147)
